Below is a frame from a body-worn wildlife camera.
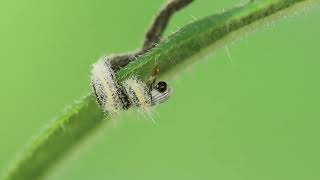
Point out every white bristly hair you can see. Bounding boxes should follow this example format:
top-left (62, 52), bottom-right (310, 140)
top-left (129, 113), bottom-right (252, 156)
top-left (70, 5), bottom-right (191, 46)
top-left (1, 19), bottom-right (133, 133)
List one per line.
top-left (91, 57), bottom-right (172, 115)
top-left (91, 58), bottom-right (123, 113)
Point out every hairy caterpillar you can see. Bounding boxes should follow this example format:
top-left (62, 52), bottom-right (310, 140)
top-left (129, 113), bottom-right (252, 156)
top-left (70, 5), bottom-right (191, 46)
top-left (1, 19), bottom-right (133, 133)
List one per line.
top-left (89, 0), bottom-right (194, 114)
top-left (91, 57), bottom-right (172, 114)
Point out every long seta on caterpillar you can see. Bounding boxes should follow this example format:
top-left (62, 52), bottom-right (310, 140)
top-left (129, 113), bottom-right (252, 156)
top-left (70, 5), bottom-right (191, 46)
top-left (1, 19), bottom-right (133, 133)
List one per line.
top-left (91, 56), bottom-right (172, 118)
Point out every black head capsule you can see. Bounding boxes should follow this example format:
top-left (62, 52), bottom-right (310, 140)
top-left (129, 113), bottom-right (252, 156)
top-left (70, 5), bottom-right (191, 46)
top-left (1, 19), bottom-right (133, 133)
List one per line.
top-left (156, 81), bottom-right (167, 93)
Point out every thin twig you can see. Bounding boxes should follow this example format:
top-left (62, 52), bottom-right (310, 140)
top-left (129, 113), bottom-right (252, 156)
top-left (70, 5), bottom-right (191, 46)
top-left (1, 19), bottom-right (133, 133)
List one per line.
top-left (141, 0), bottom-right (194, 52)
top-left (110, 0), bottom-right (194, 71)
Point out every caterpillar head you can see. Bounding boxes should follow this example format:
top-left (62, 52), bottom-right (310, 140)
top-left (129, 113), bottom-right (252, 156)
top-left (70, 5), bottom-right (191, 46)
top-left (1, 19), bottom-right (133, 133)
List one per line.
top-left (150, 81), bottom-right (172, 105)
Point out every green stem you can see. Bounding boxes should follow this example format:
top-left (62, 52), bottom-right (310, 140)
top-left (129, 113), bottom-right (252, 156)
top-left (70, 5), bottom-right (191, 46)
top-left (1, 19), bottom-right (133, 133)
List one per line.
top-left (2, 95), bottom-right (104, 180)
top-left (117, 0), bottom-right (318, 81)
top-left (2, 0), bottom-right (318, 180)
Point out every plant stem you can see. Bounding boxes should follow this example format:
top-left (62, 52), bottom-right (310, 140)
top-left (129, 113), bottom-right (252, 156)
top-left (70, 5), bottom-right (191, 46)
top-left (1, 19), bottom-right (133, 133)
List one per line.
top-left (117, 0), bottom-right (318, 82)
top-left (2, 0), bottom-right (318, 179)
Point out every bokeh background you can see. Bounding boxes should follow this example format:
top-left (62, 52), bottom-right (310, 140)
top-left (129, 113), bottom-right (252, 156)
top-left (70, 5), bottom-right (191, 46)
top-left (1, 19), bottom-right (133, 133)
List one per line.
top-left (1, 0), bottom-right (320, 179)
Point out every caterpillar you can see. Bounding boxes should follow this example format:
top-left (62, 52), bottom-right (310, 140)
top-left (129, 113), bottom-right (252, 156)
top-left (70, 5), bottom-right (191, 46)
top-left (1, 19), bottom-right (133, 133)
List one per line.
top-left (91, 57), bottom-right (172, 114)
top-left (88, 0), bottom-right (194, 114)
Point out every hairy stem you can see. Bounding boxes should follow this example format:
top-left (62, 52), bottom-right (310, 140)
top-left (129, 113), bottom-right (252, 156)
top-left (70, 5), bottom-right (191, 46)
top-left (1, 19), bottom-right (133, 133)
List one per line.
top-left (117, 0), bottom-right (318, 81)
top-left (2, 0), bottom-right (318, 180)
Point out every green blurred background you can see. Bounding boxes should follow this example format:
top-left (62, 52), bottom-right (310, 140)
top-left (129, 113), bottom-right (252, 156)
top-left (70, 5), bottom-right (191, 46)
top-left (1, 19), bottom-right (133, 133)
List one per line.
top-left (0, 0), bottom-right (319, 179)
